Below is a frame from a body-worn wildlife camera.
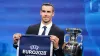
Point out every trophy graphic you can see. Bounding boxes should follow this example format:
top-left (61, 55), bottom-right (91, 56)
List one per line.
top-left (62, 28), bottom-right (83, 56)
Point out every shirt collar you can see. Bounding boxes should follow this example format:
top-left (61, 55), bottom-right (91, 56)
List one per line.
top-left (40, 22), bottom-right (52, 29)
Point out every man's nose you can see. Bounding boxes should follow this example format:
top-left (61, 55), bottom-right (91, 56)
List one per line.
top-left (44, 12), bottom-right (48, 16)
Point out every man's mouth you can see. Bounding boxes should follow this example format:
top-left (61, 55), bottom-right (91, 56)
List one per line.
top-left (44, 17), bottom-right (48, 18)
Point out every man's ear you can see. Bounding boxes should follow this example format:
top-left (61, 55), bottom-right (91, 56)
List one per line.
top-left (52, 12), bottom-right (55, 16)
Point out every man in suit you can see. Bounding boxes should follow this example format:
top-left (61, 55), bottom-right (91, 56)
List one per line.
top-left (13, 3), bottom-right (64, 56)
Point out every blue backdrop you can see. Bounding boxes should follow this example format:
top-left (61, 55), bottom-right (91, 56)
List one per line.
top-left (0, 0), bottom-right (100, 56)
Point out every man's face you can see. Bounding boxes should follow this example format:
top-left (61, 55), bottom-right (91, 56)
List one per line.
top-left (40, 5), bottom-right (54, 23)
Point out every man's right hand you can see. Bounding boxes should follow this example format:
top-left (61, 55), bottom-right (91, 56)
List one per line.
top-left (13, 33), bottom-right (21, 44)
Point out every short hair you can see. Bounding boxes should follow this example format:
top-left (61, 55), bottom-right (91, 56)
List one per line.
top-left (41, 3), bottom-right (54, 12)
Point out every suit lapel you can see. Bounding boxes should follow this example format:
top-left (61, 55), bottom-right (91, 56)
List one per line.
top-left (48, 24), bottom-right (54, 35)
top-left (35, 23), bottom-right (40, 35)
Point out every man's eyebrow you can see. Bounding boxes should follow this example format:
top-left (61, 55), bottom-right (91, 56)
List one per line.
top-left (41, 10), bottom-right (46, 12)
top-left (47, 11), bottom-right (51, 12)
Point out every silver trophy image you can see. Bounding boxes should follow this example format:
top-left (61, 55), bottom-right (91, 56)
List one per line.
top-left (62, 28), bottom-right (83, 56)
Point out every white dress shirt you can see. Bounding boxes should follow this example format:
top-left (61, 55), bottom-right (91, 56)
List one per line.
top-left (38, 22), bottom-right (52, 36)
top-left (38, 22), bottom-right (59, 50)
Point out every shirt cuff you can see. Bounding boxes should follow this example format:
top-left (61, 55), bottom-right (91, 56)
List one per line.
top-left (54, 46), bottom-right (59, 50)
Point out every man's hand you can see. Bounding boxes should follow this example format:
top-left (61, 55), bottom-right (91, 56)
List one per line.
top-left (13, 33), bottom-right (21, 44)
top-left (50, 35), bottom-right (59, 49)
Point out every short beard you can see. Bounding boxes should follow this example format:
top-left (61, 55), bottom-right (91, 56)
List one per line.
top-left (43, 20), bottom-right (50, 24)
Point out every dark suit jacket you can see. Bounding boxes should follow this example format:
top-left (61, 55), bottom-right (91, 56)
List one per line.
top-left (13, 23), bottom-right (64, 56)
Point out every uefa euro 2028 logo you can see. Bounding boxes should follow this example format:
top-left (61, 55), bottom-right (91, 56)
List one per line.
top-left (22, 45), bottom-right (47, 55)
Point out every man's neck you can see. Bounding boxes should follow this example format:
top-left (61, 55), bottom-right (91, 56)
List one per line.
top-left (41, 21), bottom-right (52, 26)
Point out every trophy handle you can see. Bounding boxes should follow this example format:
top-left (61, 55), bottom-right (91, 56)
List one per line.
top-left (64, 34), bottom-right (70, 43)
top-left (62, 34), bottom-right (69, 49)
top-left (77, 34), bottom-right (83, 46)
